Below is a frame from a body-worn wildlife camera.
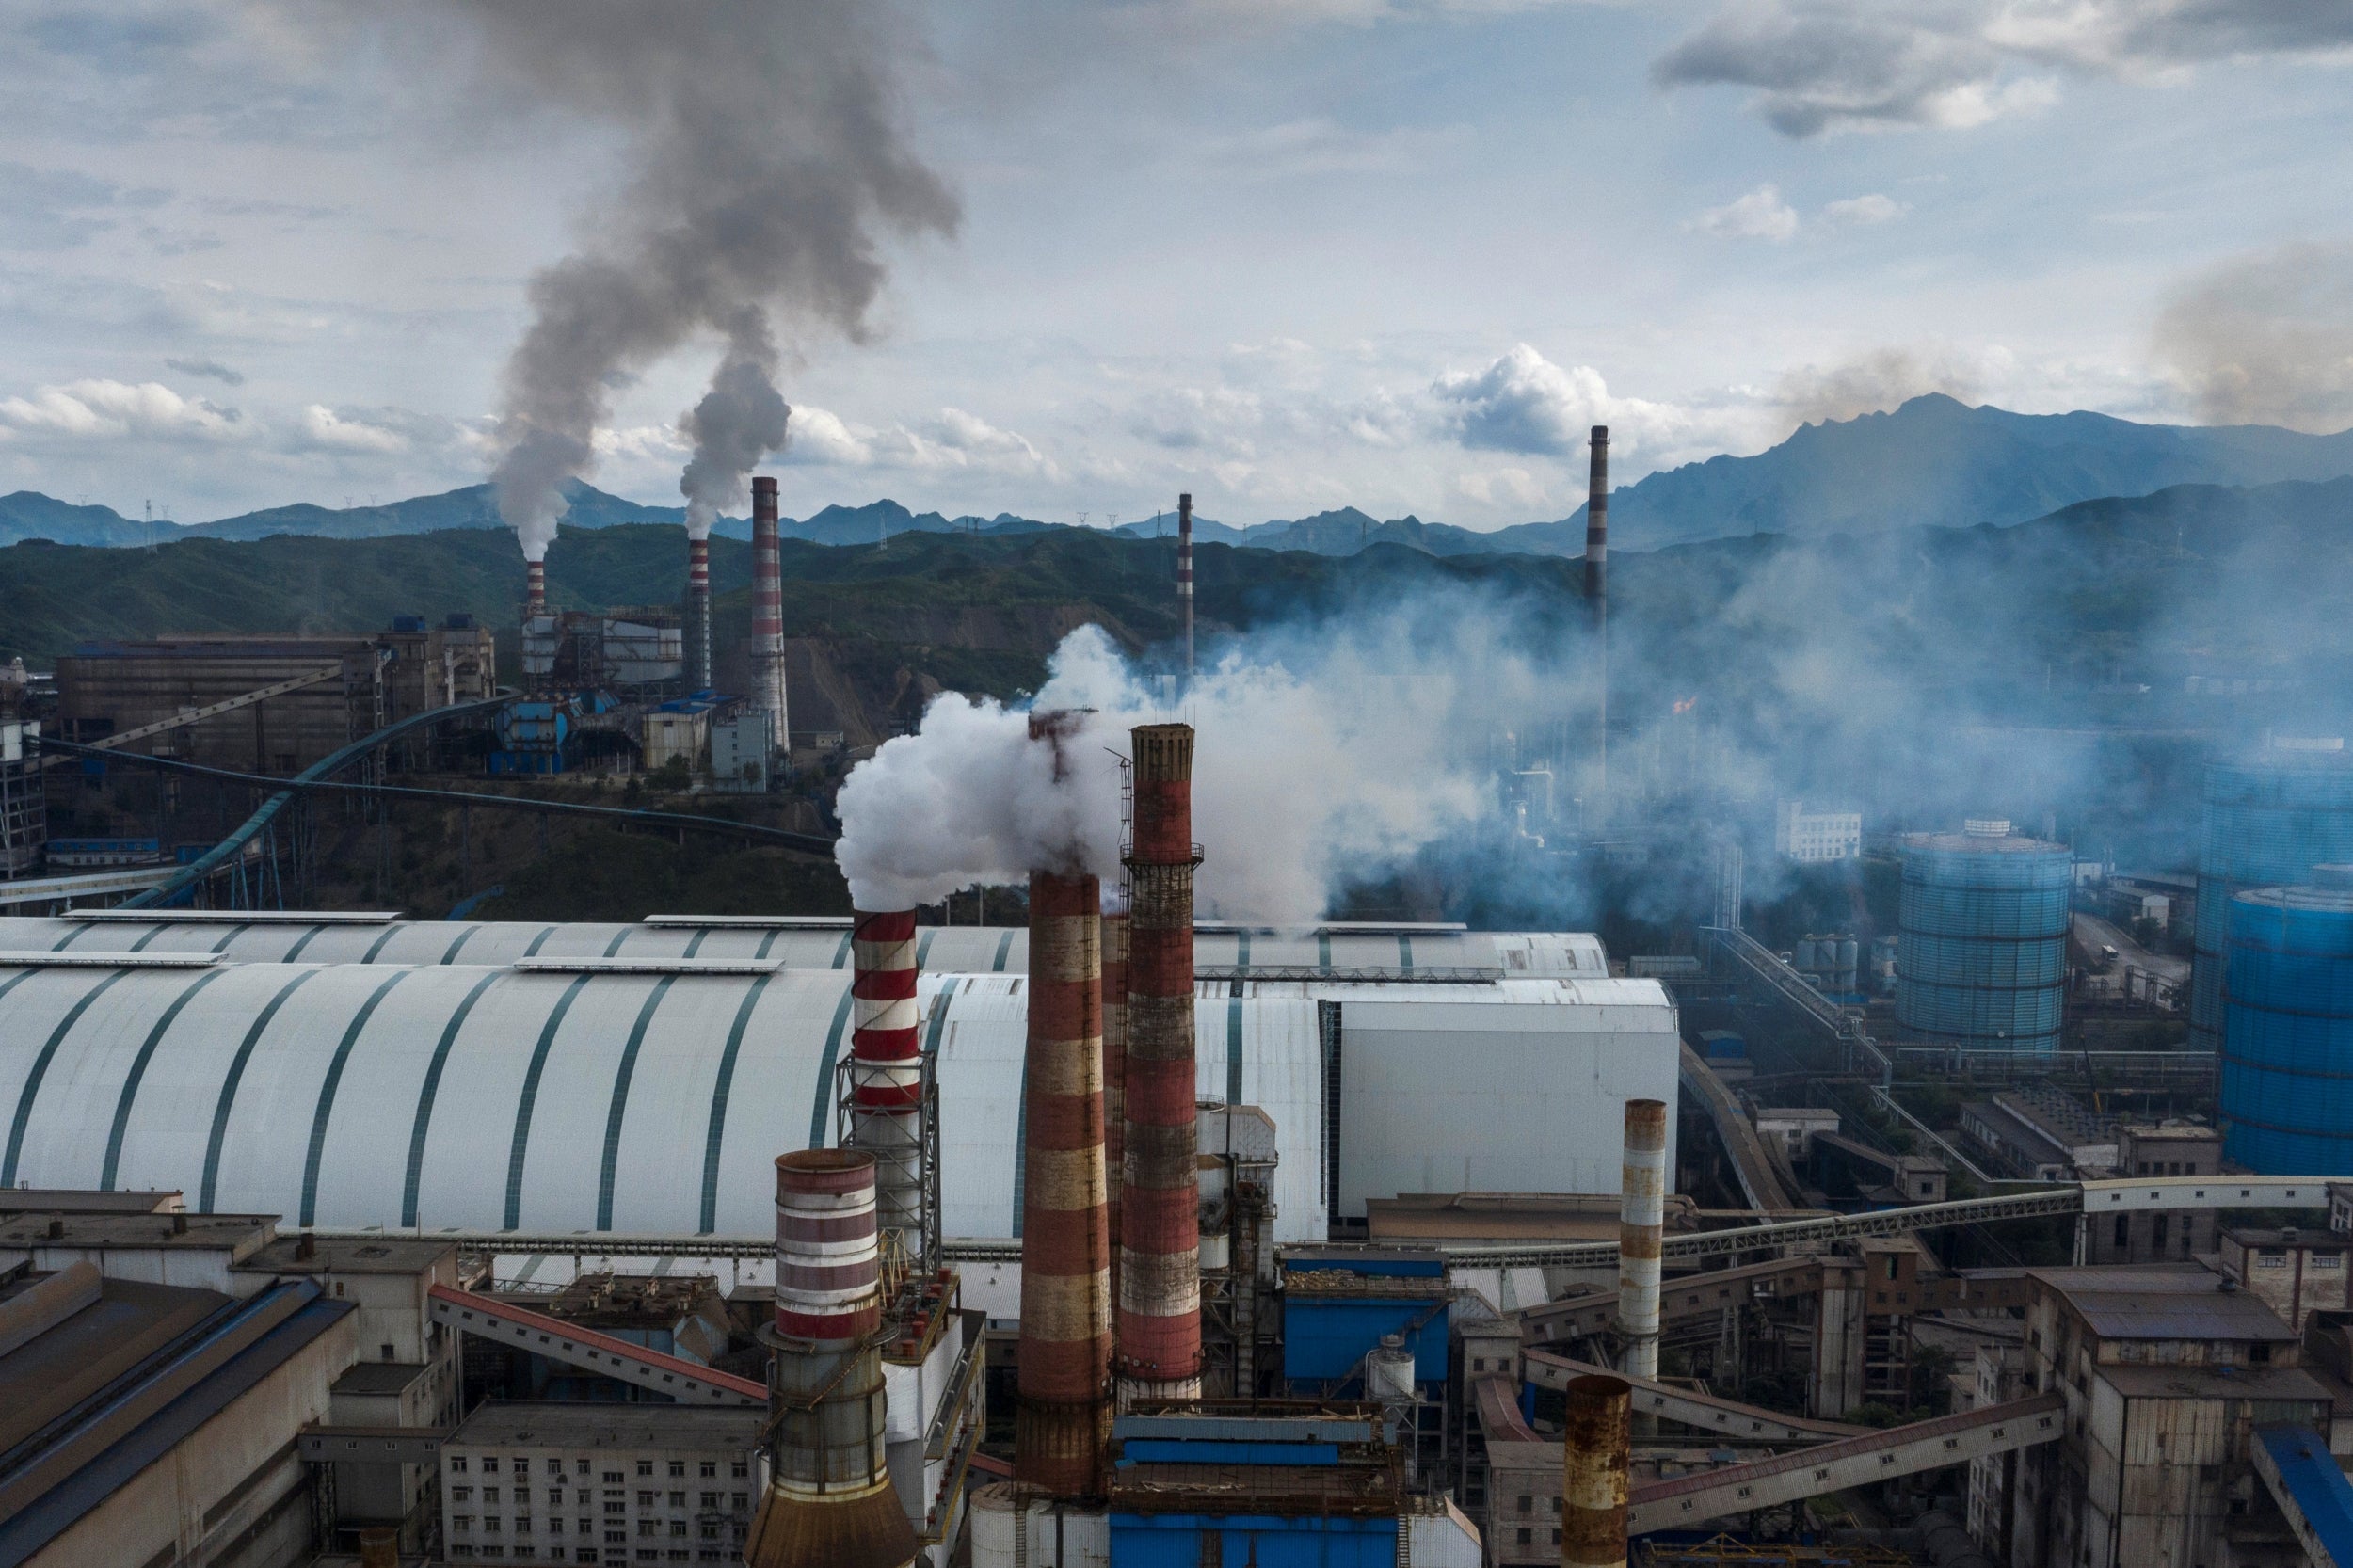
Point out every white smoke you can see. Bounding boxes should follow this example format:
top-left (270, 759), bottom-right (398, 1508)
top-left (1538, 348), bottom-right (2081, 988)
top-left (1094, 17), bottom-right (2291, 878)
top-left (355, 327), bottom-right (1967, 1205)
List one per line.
top-left (835, 616), bottom-right (1545, 921)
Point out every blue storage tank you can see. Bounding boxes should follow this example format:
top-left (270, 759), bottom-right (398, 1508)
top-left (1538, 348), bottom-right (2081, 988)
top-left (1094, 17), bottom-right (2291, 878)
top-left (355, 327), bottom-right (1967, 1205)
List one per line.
top-left (1895, 826), bottom-right (2071, 1054)
top-left (2220, 872), bottom-right (2353, 1173)
top-left (2192, 747), bottom-right (2353, 1053)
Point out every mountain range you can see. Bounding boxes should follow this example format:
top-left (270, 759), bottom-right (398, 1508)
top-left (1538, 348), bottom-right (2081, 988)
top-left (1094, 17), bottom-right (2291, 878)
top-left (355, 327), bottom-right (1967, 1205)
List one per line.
top-left (6, 393), bottom-right (2349, 555)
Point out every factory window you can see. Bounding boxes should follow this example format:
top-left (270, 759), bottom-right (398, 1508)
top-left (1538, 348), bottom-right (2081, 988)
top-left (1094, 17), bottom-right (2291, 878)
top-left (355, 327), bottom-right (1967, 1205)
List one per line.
top-left (605, 1531), bottom-right (625, 1544)
top-left (550, 1520), bottom-right (564, 1535)
top-left (452, 1553), bottom-right (474, 1561)
top-left (700, 1493), bottom-right (718, 1510)
top-left (668, 1492), bottom-right (684, 1508)
top-left (486, 1518), bottom-right (503, 1533)
top-left (515, 1546), bottom-right (535, 1559)
top-left (456, 1488), bottom-right (474, 1502)
top-left (604, 1503), bottom-right (625, 1515)
top-left (2114, 1215), bottom-right (2130, 1249)
top-left (485, 1488), bottom-right (501, 1505)
top-left (578, 1461), bottom-right (592, 1476)
top-left (576, 1491), bottom-right (590, 1505)
top-left (579, 1555), bottom-right (600, 1565)
top-left (517, 1518), bottom-right (533, 1533)
top-left (383, 1343), bottom-right (397, 1360)
top-left (550, 1490), bottom-right (564, 1507)
top-left (700, 1525), bottom-right (719, 1541)
top-left (699, 1462), bottom-right (716, 1479)
top-left (639, 1521), bottom-right (657, 1538)
top-left (1473, 1357), bottom-right (1485, 1371)
top-left (1517, 1496), bottom-right (1532, 1514)
top-left (637, 1461), bottom-right (654, 1477)
top-left (668, 1462), bottom-right (685, 1478)
top-left (2251, 1343), bottom-right (2274, 1364)
top-left (456, 1517), bottom-right (474, 1533)
top-left (484, 1458), bottom-right (501, 1473)
top-left (670, 1521), bottom-right (687, 1537)
top-left (454, 1458), bottom-right (471, 1474)
top-left (729, 1462), bottom-right (747, 1479)
top-left (1550, 1498), bottom-right (1561, 1513)
top-left (2154, 1214), bottom-right (2170, 1251)
top-left (637, 1492), bottom-right (657, 1507)
top-left (1517, 1529), bottom-right (1532, 1545)
top-left (730, 1495), bottom-right (746, 1511)
top-left (603, 1472), bottom-right (623, 1484)
top-left (1553, 1530), bottom-right (1561, 1544)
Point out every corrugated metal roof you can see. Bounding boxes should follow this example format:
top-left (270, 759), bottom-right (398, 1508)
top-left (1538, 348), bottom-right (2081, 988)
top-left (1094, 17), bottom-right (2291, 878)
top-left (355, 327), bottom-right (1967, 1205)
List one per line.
top-left (2030, 1265), bottom-right (2298, 1340)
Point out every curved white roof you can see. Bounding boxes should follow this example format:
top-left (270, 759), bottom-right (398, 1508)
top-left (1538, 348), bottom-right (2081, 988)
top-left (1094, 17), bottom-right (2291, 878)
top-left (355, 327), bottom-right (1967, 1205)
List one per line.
top-left (0, 916), bottom-right (1609, 981)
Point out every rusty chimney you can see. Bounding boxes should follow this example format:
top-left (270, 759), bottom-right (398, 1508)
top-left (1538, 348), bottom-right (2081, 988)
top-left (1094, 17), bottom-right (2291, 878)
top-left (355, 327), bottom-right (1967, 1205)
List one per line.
top-left (685, 533), bottom-right (712, 690)
top-left (1176, 493), bottom-right (1194, 683)
top-left (1116, 722), bottom-right (1203, 1406)
top-left (1618, 1097), bottom-right (1666, 1381)
top-left (1561, 1373), bottom-right (1631, 1568)
top-left (1586, 425), bottom-right (1609, 804)
top-left (751, 475), bottom-right (790, 757)
top-left (744, 1149), bottom-right (918, 1568)
top-left (849, 909), bottom-right (929, 1265)
top-left (1015, 782), bottom-right (1112, 1496)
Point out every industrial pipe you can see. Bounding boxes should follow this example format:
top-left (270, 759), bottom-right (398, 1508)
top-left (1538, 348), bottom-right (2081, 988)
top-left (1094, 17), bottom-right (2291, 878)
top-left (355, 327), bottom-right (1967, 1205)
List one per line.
top-left (1561, 1373), bottom-right (1630, 1568)
top-left (1116, 722), bottom-right (1203, 1405)
top-left (850, 909), bottom-right (926, 1263)
top-left (744, 1149), bottom-right (917, 1568)
top-left (1618, 1097), bottom-right (1666, 1381)
top-left (751, 475), bottom-right (790, 755)
top-left (1015, 866), bottom-right (1112, 1496)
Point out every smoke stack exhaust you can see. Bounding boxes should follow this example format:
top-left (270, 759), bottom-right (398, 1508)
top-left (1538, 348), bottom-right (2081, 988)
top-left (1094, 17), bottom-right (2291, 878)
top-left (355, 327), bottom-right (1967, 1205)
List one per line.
top-left (1561, 1373), bottom-right (1631, 1568)
top-left (525, 557), bottom-right (547, 619)
top-left (850, 909), bottom-right (929, 1264)
top-left (744, 1149), bottom-right (918, 1568)
top-left (752, 475), bottom-right (790, 756)
top-left (1116, 722), bottom-right (1202, 1405)
top-left (686, 535), bottom-right (712, 690)
top-left (1176, 493), bottom-right (1194, 683)
top-left (1617, 1096), bottom-right (1665, 1382)
top-left (1015, 858), bottom-right (1112, 1496)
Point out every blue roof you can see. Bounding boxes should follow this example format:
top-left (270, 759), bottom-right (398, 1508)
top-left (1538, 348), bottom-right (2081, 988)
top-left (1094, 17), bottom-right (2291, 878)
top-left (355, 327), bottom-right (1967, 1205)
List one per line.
top-left (2257, 1424), bottom-right (2353, 1568)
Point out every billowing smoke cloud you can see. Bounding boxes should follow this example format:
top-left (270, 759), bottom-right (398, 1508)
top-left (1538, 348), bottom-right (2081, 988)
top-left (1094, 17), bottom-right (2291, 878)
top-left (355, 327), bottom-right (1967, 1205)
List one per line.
top-left (1777, 347), bottom-right (1981, 429)
top-left (412, 1), bottom-right (959, 560)
top-left (2153, 241), bottom-right (2353, 434)
top-left (835, 616), bottom-right (1555, 920)
top-left (678, 319), bottom-right (792, 538)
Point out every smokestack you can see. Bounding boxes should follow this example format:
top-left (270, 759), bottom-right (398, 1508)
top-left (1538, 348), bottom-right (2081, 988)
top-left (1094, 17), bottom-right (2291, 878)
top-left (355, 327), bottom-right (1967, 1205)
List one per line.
top-left (1586, 425), bottom-right (1608, 805)
top-left (752, 475), bottom-right (790, 756)
top-left (1116, 722), bottom-right (1202, 1405)
top-left (525, 557), bottom-right (547, 619)
top-left (1176, 492), bottom-right (1194, 684)
top-left (744, 1149), bottom-right (918, 1568)
top-left (1015, 865), bottom-right (1112, 1496)
top-left (686, 534), bottom-right (712, 690)
top-left (1617, 1097), bottom-right (1665, 1382)
top-left (1560, 1373), bottom-right (1631, 1568)
top-left (1102, 907), bottom-right (1128, 1310)
top-left (850, 909), bottom-right (928, 1265)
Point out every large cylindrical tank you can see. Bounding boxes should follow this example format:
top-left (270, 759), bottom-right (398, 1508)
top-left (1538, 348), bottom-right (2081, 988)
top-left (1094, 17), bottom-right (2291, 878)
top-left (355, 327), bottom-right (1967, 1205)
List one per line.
top-left (2192, 749), bottom-right (2353, 1053)
top-left (2220, 876), bottom-right (2353, 1173)
top-left (1896, 828), bottom-right (2071, 1054)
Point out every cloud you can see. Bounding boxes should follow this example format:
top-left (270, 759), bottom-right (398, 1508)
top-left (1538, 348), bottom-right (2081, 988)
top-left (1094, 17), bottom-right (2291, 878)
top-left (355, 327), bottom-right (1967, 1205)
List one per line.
top-left (292, 405), bottom-right (409, 454)
top-left (1823, 192), bottom-right (1907, 225)
top-left (0, 160), bottom-right (166, 249)
top-left (1654, 0), bottom-right (2352, 137)
top-left (1453, 466), bottom-right (1546, 508)
top-left (166, 356), bottom-right (245, 386)
top-left (774, 402), bottom-right (1060, 479)
top-left (1431, 344), bottom-right (1699, 462)
top-left (1693, 184), bottom-right (1800, 241)
top-left (2153, 241), bottom-right (2353, 433)
top-left (0, 378), bottom-right (243, 442)
top-left (1775, 347), bottom-right (1982, 428)
top-left (1189, 117), bottom-right (1468, 181)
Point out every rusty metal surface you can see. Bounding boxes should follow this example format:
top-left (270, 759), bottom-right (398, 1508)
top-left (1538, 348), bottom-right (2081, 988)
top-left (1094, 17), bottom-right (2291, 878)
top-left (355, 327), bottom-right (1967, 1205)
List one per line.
top-left (1562, 1372), bottom-right (1630, 1568)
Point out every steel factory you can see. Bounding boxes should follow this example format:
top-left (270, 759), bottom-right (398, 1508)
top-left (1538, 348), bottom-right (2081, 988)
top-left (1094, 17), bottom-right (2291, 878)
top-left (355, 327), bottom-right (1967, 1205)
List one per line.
top-left (10, 454), bottom-right (2353, 1568)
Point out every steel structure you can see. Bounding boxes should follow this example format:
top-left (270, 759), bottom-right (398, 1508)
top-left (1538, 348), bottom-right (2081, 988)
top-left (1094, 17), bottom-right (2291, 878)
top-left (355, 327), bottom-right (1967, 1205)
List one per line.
top-left (2193, 748), bottom-right (2353, 1053)
top-left (1896, 829), bottom-right (2072, 1054)
top-left (2220, 880), bottom-right (2353, 1171)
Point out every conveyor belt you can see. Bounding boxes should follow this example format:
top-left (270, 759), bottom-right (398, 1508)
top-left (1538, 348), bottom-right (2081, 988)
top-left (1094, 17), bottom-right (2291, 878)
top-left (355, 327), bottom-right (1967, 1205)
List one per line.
top-left (1681, 1043), bottom-right (1799, 1212)
top-left (426, 1283), bottom-right (763, 1406)
top-left (1626, 1393), bottom-right (2063, 1532)
top-left (1523, 1351), bottom-right (1862, 1445)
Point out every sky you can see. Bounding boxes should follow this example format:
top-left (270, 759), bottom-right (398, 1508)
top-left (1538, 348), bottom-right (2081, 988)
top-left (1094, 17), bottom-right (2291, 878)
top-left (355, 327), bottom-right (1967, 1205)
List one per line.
top-left (0, 0), bottom-right (2347, 531)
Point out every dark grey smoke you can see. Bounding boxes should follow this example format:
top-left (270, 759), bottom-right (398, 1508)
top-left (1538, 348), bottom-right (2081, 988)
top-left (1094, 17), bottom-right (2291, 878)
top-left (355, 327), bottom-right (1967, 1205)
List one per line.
top-left (417, 0), bottom-right (959, 559)
top-left (679, 315), bottom-right (792, 538)
top-left (2154, 242), bottom-right (2353, 434)
top-left (167, 356), bottom-right (246, 387)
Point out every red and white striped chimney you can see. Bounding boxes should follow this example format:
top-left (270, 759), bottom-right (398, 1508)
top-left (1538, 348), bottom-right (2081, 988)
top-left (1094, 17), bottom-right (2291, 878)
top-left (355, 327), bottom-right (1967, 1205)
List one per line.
top-left (1015, 866), bottom-right (1112, 1497)
top-left (524, 556), bottom-right (547, 619)
top-left (850, 909), bottom-right (927, 1262)
top-left (747, 1149), bottom-right (917, 1568)
top-left (1102, 908), bottom-right (1129, 1310)
top-left (686, 535), bottom-right (712, 690)
top-left (1176, 492), bottom-right (1194, 681)
top-left (751, 475), bottom-right (789, 754)
top-left (1116, 722), bottom-right (1202, 1405)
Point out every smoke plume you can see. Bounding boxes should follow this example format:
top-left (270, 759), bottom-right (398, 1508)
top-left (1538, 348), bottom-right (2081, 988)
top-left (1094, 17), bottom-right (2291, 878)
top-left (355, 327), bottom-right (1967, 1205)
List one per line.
top-left (417, 1), bottom-right (959, 559)
top-left (834, 618), bottom-right (1533, 920)
top-left (2153, 242), bottom-right (2353, 434)
top-left (679, 318), bottom-right (792, 538)
top-left (1777, 348), bottom-right (1980, 430)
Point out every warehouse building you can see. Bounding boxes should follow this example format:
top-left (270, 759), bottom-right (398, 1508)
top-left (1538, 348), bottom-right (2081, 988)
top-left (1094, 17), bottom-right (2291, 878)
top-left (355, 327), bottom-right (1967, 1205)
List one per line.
top-left (0, 918), bottom-right (1676, 1248)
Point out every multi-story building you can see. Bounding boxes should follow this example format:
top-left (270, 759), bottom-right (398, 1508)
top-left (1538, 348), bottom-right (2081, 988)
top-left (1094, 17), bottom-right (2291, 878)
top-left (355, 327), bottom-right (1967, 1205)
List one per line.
top-left (2082, 1124), bottom-right (2224, 1264)
top-left (1774, 799), bottom-right (1863, 862)
top-left (2220, 1227), bottom-right (2353, 1332)
top-left (1998, 1263), bottom-right (2329, 1568)
top-left (440, 1403), bottom-right (764, 1565)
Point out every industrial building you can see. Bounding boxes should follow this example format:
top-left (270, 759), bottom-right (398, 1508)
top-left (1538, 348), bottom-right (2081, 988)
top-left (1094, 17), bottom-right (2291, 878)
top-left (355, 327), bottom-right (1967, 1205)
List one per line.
top-left (1773, 799), bottom-right (1862, 863)
top-left (0, 918), bottom-right (1675, 1253)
